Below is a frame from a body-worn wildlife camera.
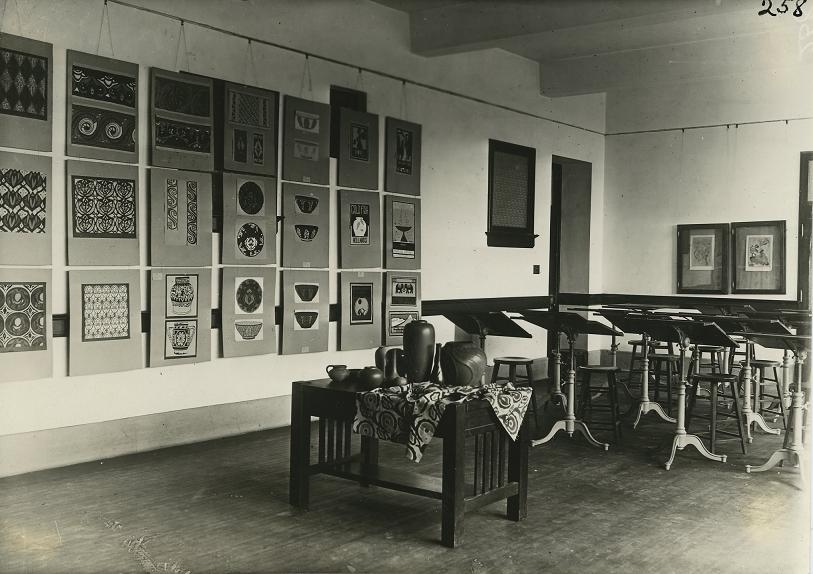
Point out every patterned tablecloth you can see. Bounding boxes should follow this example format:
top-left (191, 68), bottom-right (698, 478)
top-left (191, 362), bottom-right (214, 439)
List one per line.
top-left (352, 382), bottom-right (532, 462)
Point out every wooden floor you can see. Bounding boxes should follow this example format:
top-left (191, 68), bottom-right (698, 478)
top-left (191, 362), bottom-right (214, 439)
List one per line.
top-left (0, 396), bottom-right (809, 574)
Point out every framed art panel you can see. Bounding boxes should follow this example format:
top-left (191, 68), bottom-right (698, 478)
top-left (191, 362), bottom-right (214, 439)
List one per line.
top-left (68, 269), bottom-right (141, 376)
top-left (384, 117), bottom-right (421, 196)
top-left (732, 220), bottom-right (786, 294)
top-left (281, 182), bottom-right (329, 269)
top-left (221, 172), bottom-right (277, 265)
top-left (150, 68), bottom-right (214, 171)
top-left (281, 96), bottom-right (330, 185)
top-left (384, 194), bottom-right (420, 270)
top-left (66, 160), bottom-right (139, 266)
top-left (337, 109), bottom-right (379, 190)
top-left (487, 139), bottom-right (536, 248)
top-left (339, 271), bottom-right (382, 351)
top-left (0, 267), bottom-right (52, 382)
top-left (149, 168), bottom-right (213, 267)
top-left (280, 269), bottom-right (329, 355)
top-left (383, 271), bottom-right (421, 346)
top-left (0, 151), bottom-right (52, 265)
top-left (339, 189), bottom-right (381, 269)
top-left (676, 223), bottom-right (729, 294)
top-left (66, 50), bottom-right (138, 163)
top-left (218, 81), bottom-right (278, 176)
top-left (221, 266), bottom-right (276, 358)
top-left (149, 267), bottom-right (212, 367)
top-left (0, 33), bottom-right (52, 151)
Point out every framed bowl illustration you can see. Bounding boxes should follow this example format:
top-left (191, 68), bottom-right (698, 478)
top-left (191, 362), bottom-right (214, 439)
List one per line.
top-left (294, 310), bottom-right (318, 330)
top-left (295, 194), bottom-right (318, 214)
top-left (294, 283), bottom-right (318, 302)
top-left (294, 224), bottom-right (318, 242)
top-left (235, 320), bottom-right (263, 341)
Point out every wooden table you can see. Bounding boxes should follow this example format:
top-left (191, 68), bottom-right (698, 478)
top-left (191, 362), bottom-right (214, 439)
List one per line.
top-left (289, 378), bottom-right (529, 548)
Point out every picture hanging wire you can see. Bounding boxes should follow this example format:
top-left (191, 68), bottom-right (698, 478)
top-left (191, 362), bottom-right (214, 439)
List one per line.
top-left (0, 0), bottom-right (23, 38)
top-left (355, 67), bottom-right (364, 92)
top-left (400, 80), bottom-right (408, 121)
top-left (95, 0), bottom-right (115, 57)
top-left (174, 19), bottom-right (190, 72)
top-left (243, 38), bottom-right (257, 86)
top-left (298, 53), bottom-right (313, 98)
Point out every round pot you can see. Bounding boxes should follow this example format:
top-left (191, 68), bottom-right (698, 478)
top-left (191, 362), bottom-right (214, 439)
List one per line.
top-left (403, 320), bottom-right (435, 384)
top-left (440, 342), bottom-right (487, 387)
top-left (326, 364), bottom-right (350, 383)
top-left (358, 366), bottom-right (385, 390)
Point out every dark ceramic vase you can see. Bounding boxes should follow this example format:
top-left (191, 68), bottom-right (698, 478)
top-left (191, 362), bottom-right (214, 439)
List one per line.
top-left (358, 366), bottom-right (385, 390)
top-left (440, 342), bottom-right (487, 387)
top-left (403, 319), bottom-right (435, 383)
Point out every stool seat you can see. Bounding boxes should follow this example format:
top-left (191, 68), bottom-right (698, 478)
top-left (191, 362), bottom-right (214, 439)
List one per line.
top-left (696, 345), bottom-right (724, 352)
top-left (628, 340), bottom-right (668, 348)
top-left (693, 372), bottom-right (737, 382)
top-left (750, 359), bottom-right (781, 368)
top-left (493, 356), bottom-right (533, 365)
top-left (579, 365), bottom-right (620, 372)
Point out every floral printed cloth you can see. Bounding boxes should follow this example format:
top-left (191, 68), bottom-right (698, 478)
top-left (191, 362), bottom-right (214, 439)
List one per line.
top-left (352, 382), bottom-right (532, 462)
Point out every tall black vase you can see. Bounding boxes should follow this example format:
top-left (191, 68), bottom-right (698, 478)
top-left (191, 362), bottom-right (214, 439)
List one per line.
top-left (403, 319), bottom-right (435, 384)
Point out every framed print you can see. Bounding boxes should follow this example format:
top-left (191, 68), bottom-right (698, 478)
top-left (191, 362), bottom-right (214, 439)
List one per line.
top-left (339, 271), bottom-right (382, 351)
top-left (0, 151), bottom-right (52, 265)
top-left (339, 189), bottom-right (381, 269)
top-left (66, 50), bottom-right (138, 163)
top-left (385, 117), bottom-right (421, 196)
top-left (221, 172), bottom-right (277, 265)
top-left (676, 223), bottom-right (729, 294)
top-left (217, 81), bottom-right (278, 176)
top-left (383, 271), bottom-right (421, 346)
top-left (281, 182), bottom-right (329, 269)
top-left (0, 268), bottom-right (52, 382)
top-left (0, 33), bottom-right (52, 151)
top-left (338, 109), bottom-right (379, 190)
top-left (487, 140), bottom-right (536, 248)
top-left (281, 269), bottom-right (329, 355)
top-left (282, 96), bottom-right (330, 185)
top-left (384, 195), bottom-right (421, 270)
top-left (732, 220), bottom-right (786, 294)
top-left (221, 266), bottom-right (276, 358)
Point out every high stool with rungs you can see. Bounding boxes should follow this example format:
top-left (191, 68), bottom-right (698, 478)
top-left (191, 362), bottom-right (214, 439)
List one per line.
top-left (626, 340), bottom-right (670, 385)
top-left (686, 372), bottom-right (748, 454)
top-left (728, 336), bottom-right (754, 375)
top-left (692, 345), bottom-right (725, 375)
top-left (576, 366), bottom-right (622, 443)
top-left (649, 353), bottom-right (681, 416)
top-left (751, 358), bottom-right (786, 428)
top-left (490, 357), bottom-right (539, 428)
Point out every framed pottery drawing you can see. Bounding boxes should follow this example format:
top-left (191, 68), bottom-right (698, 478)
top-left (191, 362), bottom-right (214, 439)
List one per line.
top-left (384, 117), bottom-right (421, 196)
top-left (68, 269), bottom-right (141, 376)
top-left (0, 151), bottom-right (52, 265)
top-left (0, 267), bottom-right (52, 382)
top-left (281, 96), bottom-right (330, 185)
top-left (676, 223), bottom-right (729, 294)
top-left (0, 33), bottom-right (52, 151)
top-left (732, 220), bottom-right (786, 294)
top-left (66, 160), bottom-right (139, 266)
top-left (221, 172), bottom-right (277, 265)
top-left (384, 194), bottom-right (421, 270)
top-left (221, 266), bottom-right (276, 358)
top-left (216, 81), bottom-right (278, 176)
top-left (383, 271), bottom-right (421, 346)
top-left (281, 182), bottom-right (329, 269)
top-left (337, 109), bottom-right (379, 190)
top-left (339, 271), bottom-right (382, 351)
top-left (338, 189), bottom-right (381, 269)
top-left (150, 68), bottom-right (214, 171)
top-left (149, 267), bottom-right (212, 367)
top-left (149, 168), bottom-right (213, 267)
top-left (280, 269), bottom-right (329, 355)
top-left (66, 50), bottom-right (138, 163)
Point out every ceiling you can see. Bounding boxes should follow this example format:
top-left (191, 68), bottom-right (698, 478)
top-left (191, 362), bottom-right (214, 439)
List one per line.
top-left (373, 0), bottom-right (808, 96)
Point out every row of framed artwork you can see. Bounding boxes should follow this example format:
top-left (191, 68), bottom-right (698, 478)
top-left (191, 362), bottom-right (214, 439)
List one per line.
top-left (677, 220), bottom-right (786, 294)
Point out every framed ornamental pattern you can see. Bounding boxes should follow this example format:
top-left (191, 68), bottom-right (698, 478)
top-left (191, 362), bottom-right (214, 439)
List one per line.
top-left (221, 172), bottom-right (276, 265)
top-left (337, 109), bottom-right (379, 190)
top-left (67, 160), bottom-right (139, 266)
top-left (66, 50), bottom-right (138, 163)
top-left (385, 117), bottom-right (421, 196)
top-left (68, 269), bottom-right (141, 376)
top-left (150, 68), bottom-right (214, 171)
top-left (280, 269), bottom-right (329, 355)
top-left (221, 266), bottom-right (276, 358)
top-left (384, 195), bottom-right (420, 270)
top-left (0, 33), bottom-right (53, 151)
top-left (0, 268), bottom-right (52, 382)
top-left (676, 223), bottom-right (729, 294)
top-left (383, 271), bottom-right (421, 346)
top-left (281, 182), bottom-right (329, 269)
top-left (339, 189), bottom-right (381, 269)
top-left (732, 220), bottom-right (787, 294)
top-left (282, 96), bottom-right (330, 185)
top-left (219, 82), bottom-right (278, 176)
top-left (339, 271), bottom-right (382, 351)
top-left (149, 168), bottom-right (212, 267)
top-left (0, 151), bottom-right (52, 265)
top-left (149, 268), bottom-right (212, 367)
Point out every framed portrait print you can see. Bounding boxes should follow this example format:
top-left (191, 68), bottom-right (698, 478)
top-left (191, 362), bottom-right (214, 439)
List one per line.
top-left (676, 223), bottom-right (729, 294)
top-left (732, 220), bottom-right (786, 294)
top-left (337, 109), bottom-right (379, 190)
top-left (385, 117), bottom-right (421, 196)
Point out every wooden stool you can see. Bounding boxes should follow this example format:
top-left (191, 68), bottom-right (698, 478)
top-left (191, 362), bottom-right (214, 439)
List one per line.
top-left (626, 339), bottom-right (669, 388)
top-left (491, 357), bottom-right (539, 429)
top-left (577, 366), bottom-right (622, 443)
top-left (649, 353), bottom-right (681, 416)
top-left (693, 345), bottom-right (725, 374)
top-left (751, 358), bottom-right (786, 428)
top-left (728, 336), bottom-right (754, 374)
top-left (686, 372), bottom-right (748, 454)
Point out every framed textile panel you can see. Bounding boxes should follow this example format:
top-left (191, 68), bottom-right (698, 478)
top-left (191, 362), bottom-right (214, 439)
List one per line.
top-left (0, 34), bottom-right (52, 151)
top-left (0, 151), bottom-right (52, 265)
top-left (384, 195), bottom-right (420, 270)
top-left (676, 223), bottom-right (729, 294)
top-left (337, 109), bottom-right (379, 190)
top-left (280, 269), bottom-right (329, 355)
top-left (282, 96), bottom-right (330, 185)
top-left (150, 68), bottom-right (214, 172)
top-left (221, 266), bottom-right (276, 358)
top-left (338, 189), bottom-right (381, 269)
top-left (281, 182), bottom-right (329, 269)
top-left (221, 172), bottom-right (277, 265)
top-left (68, 269), bottom-right (141, 376)
top-left (66, 160), bottom-right (139, 266)
top-left (384, 117), bottom-right (421, 196)
top-left (149, 168), bottom-right (212, 267)
top-left (338, 271), bottom-right (382, 351)
top-left (0, 267), bottom-right (52, 382)
top-left (66, 50), bottom-right (138, 163)
top-left (383, 271), bottom-right (420, 346)
top-left (487, 139), bottom-right (537, 248)
top-left (218, 81), bottom-right (278, 176)
top-left (732, 220), bottom-right (786, 294)
top-left (149, 267), bottom-right (212, 367)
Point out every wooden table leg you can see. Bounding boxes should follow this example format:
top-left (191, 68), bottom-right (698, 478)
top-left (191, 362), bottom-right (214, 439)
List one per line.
top-left (359, 435), bottom-right (379, 487)
top-left (289, 384), bottom-right (311, 509)
top-left (441, 404), bottom-right (465, 548)
top-left (507, 416), bottom-right (529, 521)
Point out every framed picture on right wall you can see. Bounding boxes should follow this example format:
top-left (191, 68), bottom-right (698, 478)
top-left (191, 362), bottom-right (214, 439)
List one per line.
top-left (676, 223), bottom-right (729, 294)
top-left (731, 220), bottom-right (786, 294)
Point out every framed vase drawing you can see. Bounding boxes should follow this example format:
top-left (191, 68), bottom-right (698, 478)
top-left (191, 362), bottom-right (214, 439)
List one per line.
top-left (221, 172), bottom-right (277, 265)
top-left (0, 267), bottom-right (52, 382)
top-left (282, 96), bottom-right (330, 185)
top-left (732, 220), bottom-right (786, 294)
top-left (384, 117), bottom-right (421, 196)
top-left (221, 266), bottom-right (276, 358)
top-left (68, 269), bottom-right (142, 376)
top-left (0, 151), bottom-right (52, 266)
top-left (676, 223), bottom-right (729, 294)
top-left (339, 271), bottom-right (382, 351)
top-left (217, 81), bottom-right (278, 177)
top-left (281, 182), bottom-right (329, 269)
top-left (149, 267), bottom-right (212, 367)
top-left (384, 195), bottom-right (420, 270)
top-left (0, 33), bottom-right (52, 151)
top-left (280, 269), bottom-right (329, 355)
top-left (337, 109), bottom-right (379, 190)
top-left (339, 189), bottom-right (381, 269)
top-left (66, 50), bottom-right (138, 163)
top-left (383, 271), bottom-right (421, 346)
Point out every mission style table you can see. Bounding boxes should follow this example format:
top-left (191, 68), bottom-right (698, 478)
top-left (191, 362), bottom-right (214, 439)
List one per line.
top-left (289, 378), bottom-right (529, 548)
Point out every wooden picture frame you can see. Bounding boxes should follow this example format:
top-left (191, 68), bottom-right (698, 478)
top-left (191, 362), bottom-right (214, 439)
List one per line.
top-left (731, 220), bottom-right (786, 294)
top-left (385, 117), bottom-right (421, 196)
top-left (337, 109), bottom-right (379, 190)
top-left (486, 139), bottom-right (536, 248)
top-left (676, 223), bottom-right (729, 294)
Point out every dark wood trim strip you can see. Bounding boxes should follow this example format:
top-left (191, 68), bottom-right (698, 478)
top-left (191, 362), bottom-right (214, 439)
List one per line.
top-left (558, 292), bottom-right (803, 311)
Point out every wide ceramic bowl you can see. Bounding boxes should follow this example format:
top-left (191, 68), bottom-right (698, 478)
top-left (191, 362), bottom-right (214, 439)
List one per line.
top-left (294, 311), bottom-right (318, 329)
top-left (294, 283), bottom-right (319, 302)
top-left (295, 195), bottom-right (318, 214)
top-left (294, 224), bottom-right (318, 242)
top-left (235, 321), bottom-right (263, 340)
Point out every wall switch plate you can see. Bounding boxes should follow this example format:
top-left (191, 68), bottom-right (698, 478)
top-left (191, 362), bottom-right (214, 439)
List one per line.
top-left (533, 264), bottom-right (541, 274)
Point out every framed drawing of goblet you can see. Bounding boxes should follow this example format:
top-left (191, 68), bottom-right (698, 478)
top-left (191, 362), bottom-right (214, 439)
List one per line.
top-left (384, 195), bottom-right (420, 270)
top-left (676, 223), bottom-right (729, 294)
top-left (731, 220), bottom-right (786, 294)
